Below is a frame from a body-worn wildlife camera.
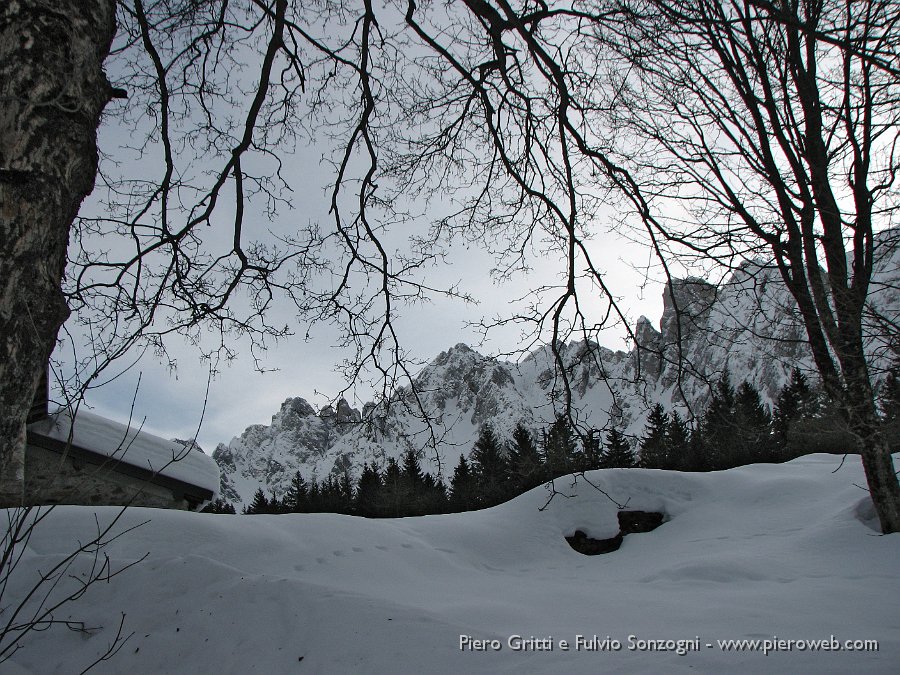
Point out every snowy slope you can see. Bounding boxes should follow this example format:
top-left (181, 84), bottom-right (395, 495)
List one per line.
top-left (4, 455), bottom-right (898, 674)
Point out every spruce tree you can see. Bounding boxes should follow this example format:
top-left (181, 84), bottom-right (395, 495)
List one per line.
top-left (686, 425), bottom-right (708, 472)
top-left (202, 498), bottom-right (236, 514)
top-left (354, 462), bottom-right (383, 517)
top-left (421, 472), bottom-right (448, 514)
top-left (339, 471), bottom-right (354, 513)
top-left (284, 470), bottom-right (309, 513)
top-left (400, 448), bottom-right (428, 514)
top-left (772, 368), bottom-right (821, 459)
top-left (639, 403), bottom-right (670, 468)
top-left (580, 429), bottom-right (603, 471)
top-left (270, 492), bottom-right (289, 514)
top-left (471, 425), bottom-right (509, 508)
top-left (307, 479), bottom-right (322, 513)
top-left (701, 371), bottom-right (739, 469)
top-left (246, 487), bottom-right (269, 514)
top-left (401, 448), bottom-right (425, 485)
top-left (449, 454), bottom-right (477, 512)
top-left (507, 422), bottom-right (544, 490)
top-left (734, 380), bottom-right (774, 464)
top-left (380, 457), bottom-right (404, 517)
top-left (666, 411), bottom-right (693, 471)
top-left (600, 428), bottom-right (636, 468)
top-left (320, 475), bottom-right (345, 513)
top-left (881, 359), bottom-right (900, 453)
top-left (879, 361), bottom-right (900, 424)
top-left (543, 415), bottom-right (578, 478)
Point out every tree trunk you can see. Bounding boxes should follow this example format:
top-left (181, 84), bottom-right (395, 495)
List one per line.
top-left (843, 364), bottom-right (900, 534)
top-left (0, 0), bottom-right (116, 506)
top-left (858, 436), bottom-right (900, 534)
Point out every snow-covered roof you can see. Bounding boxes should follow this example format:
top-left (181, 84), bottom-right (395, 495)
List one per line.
top-left (28, 408), bottom-right (220, 497)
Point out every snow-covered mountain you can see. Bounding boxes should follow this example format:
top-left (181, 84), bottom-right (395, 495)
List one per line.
top-left (214, 238), bottom-right (900, 507)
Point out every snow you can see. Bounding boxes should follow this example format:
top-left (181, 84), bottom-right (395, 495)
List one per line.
top-left (29, 408), bottom-right (220, 495)
top-left (215, 233), bottom-right (900, 506)
top-left (4, 454), bottom-right (899, 673)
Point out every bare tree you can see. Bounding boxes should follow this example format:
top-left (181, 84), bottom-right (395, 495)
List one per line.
top-left (55, 0), bottom-right (637, 471)
top-left (356, 0), bottom-right (900, 529)
top-left (3, 0), bottom-right (459, 501)
top-left (2, 0), bottom-right (898, 535)
top-left (0, 0), bottom-right (117, 504)
top-left (592, 0), bottom-right (900, 532)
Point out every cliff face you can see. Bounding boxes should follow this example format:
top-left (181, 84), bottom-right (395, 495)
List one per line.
top-left (214, 240), bottom-right (900, 507)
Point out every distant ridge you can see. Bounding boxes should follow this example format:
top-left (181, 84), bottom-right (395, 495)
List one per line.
top-left (214, 237), bottom-right (899, 507)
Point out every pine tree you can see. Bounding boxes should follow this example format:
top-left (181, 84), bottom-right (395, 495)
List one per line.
top-left (666, 411), bottom-right (693, 471)
top-left (471, 425), bottom-right (509, 508)
top-left (284, 470), bottom-right (309, 513)
top-left (734, 380), bottom-right (774, 463)
top-left (600, 428), bottom-right (636, 468)
top-left (701, 371), bottom-right (739, 469)
top-left (354, 462), bottom-right (382, 517)
top-left (639, 403), bottom-right (670, 469)
top-left (245, 487), bottom-right (269, 514)
top-left (543, 415), bottom-right (578, 478)
top-left (506, 422), bottom-right (544, 490)
top-left (379, 457), bottom-right (404, 517)
top-left (449, 454), bottom-right (477, 512)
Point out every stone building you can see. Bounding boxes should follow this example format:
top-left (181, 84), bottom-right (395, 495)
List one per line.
top-left (24, 400), bottom-right (219, 511)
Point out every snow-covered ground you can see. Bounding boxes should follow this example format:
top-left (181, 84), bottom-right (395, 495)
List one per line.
top-left (5, 454), bottom-right (899, 674)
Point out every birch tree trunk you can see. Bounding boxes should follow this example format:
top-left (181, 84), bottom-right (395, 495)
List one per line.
top-left (0, 0), bottom-right (116, 505)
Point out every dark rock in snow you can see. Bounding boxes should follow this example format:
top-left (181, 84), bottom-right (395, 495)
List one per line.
top-left (566, 511), bottom-right (666, 555)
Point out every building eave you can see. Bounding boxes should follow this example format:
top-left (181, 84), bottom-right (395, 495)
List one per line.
top-left (26, 429), bottom-right (214, 508)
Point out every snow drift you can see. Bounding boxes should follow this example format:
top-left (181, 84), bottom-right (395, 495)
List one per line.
top-left (3, 453), bottom-right (898, 673)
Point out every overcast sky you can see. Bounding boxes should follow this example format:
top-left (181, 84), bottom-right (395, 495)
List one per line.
top-left (60, 161), bottom-right (667, 453)
top-left (63, 227), bottom-right (665, 454)
top-left (51, 19), bottom-right (671, 455)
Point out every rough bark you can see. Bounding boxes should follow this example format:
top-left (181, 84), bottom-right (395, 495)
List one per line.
top-left (0, 0), bottom-right (116, 506)
top-left (842, 350), bottom-right (900, 533)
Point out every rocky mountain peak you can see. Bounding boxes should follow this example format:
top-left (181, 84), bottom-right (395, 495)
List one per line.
top-left (320, 398), bottom-right (362, 425)
top-left (280, 397), bottom-right (316, 419)
top-left (213, 239), bottom-right (899, 507)
top-left (660, 277), bottom-right (716, 343)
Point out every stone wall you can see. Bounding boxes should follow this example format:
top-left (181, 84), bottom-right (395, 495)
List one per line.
top-left (24, 444), bottom-right (189, 510)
